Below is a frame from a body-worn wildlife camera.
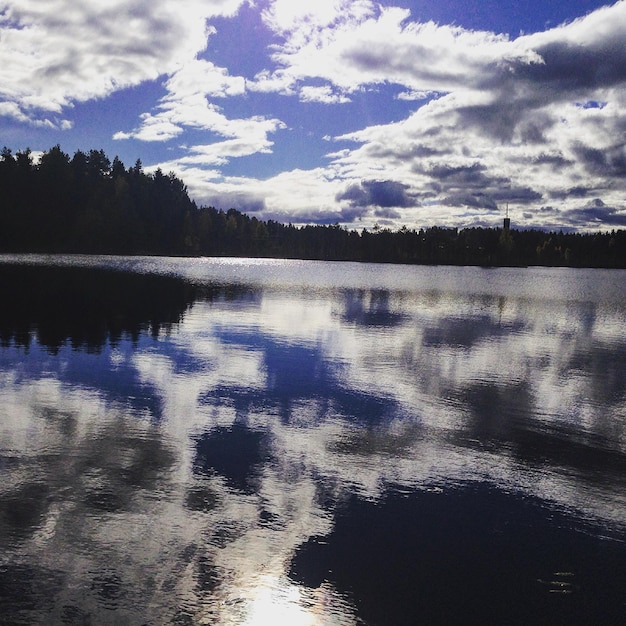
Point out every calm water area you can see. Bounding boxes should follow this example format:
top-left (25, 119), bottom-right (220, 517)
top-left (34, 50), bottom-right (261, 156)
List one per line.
top-left (0, 254), bottom-right (625, 625)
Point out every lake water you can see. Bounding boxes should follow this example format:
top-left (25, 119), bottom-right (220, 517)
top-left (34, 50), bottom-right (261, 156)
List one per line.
top-left (0, 255), bottom-right (625, 625)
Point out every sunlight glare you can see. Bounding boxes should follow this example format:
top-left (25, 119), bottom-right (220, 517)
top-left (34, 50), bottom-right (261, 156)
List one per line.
top-left (243, 575), bottom-right (319, 626)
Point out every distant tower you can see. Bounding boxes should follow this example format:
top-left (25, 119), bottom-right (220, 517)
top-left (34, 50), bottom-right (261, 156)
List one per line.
top-left (503, 204), bottom-right (511, 230)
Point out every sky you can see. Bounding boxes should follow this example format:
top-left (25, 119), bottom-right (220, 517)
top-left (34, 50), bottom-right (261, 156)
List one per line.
top-left (2, 0), bottom-right (626, 232)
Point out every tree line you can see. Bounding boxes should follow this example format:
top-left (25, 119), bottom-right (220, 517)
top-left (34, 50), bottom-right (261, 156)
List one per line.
top-left (1, 145), bottom-right (624, 267)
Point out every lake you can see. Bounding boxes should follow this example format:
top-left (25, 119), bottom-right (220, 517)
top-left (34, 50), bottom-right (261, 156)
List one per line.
top-left (0, 255), bottom-right (625, 625)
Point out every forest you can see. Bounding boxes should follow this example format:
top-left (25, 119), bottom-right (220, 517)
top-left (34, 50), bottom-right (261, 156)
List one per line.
top-left (1, 145), bottom-right (625, 268)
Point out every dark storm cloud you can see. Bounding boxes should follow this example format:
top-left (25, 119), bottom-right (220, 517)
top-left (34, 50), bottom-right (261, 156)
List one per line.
top-left (454, 16), bottom-right (626, 147)
top-left (367, 142), bottom-right (449, 162)
top-left (340, 205), bottom-right (371, 223)
top-left (374, 207), bottom-right (402, 219)
top-left (550, 186), bottom-right (590, 200)
top-left (571, 142), bottom-right (626, 178)
top-left (538, 206), bottom-right (561, 214)
top-left (515, 114), bottom-right (554, 144)
top-left (567, 186), bottom-right (591, 198)
top-left (337, 179), bottom-right (416, 208)
top-left (491, 187), bottom-right (543, 204)
top-left (531, 153), bottom-right (574, 169)
top-left (442, 193), bottom-right (498, 211)
top-left (338, 184), bottom-right (370, 206)
top-left (421, 163), bottom-right (506, 201)
top-left (476, 17), bottom-right (626, 103)
top-left (451, 100), bottom-right (524, 143)
top-left (517, 36), bottom-right (626, 94)
top-left (526, 199), bottom-right (626, 229)
top-left (425, 162), bottom-right (491, 186)
top-left (451, 95), bottom-right (561, 146)
top-left (347, 46), bottom-right (449, 82)
top-left (422, 162), bottom-right (542, 209)
top-left (564, 199), bottom-right (626, 227)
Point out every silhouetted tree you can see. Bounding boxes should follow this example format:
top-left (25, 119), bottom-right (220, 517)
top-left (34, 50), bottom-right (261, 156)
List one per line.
top-left (0, 144), bottom-right (624, 267)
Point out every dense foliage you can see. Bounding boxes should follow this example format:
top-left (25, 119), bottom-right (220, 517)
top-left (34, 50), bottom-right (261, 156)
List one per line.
top-left (1, 145), bottom-right (625, 267)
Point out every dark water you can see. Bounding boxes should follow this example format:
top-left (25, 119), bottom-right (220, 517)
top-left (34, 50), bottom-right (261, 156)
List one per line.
top-left (0, 255), bottom-right (625, 625)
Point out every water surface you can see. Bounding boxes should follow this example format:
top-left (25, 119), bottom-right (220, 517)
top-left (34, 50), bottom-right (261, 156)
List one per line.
top-left (0, 255), bottom-right (625, 625)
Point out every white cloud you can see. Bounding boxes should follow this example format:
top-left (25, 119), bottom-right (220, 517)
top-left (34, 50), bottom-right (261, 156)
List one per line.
top-left (3, 0), bottom-right (625, 230)
top-left (248, 0), bottom-right (379, 98)
top-left (262, 0), bottom-right (376, 40)
top-left (396, 89), bottom-right (439, 101)
top-left (257, 4), bottom-right (541, 99)
top-left (299, 85), bottom-right (351, 104)
top-left (115, 56), bottom-right (286, 170)
top-left (127, 114), bottom-right (285, 168)
top-left (0, 0), bottom-right (246, 125)
top-left (114, 114), bottom-right (184, 143)
top-left (249, 0), bottom-right (626, 228)
top-left (165, 59), bottom-right (247, 101)
top-left (151, 162), bottom-right (355, 224)
top-left (166, 129), bottom-right (282, 166)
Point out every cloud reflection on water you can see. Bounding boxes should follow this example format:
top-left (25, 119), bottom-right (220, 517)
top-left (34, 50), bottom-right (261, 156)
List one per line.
top-left (0, 259), bottom-right (625, 624)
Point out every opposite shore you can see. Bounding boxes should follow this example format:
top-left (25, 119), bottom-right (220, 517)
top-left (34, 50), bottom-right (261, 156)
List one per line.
top-left (2, 146), bottom-right (624, 268)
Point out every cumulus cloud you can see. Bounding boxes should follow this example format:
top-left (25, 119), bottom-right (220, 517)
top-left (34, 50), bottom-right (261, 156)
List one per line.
top-left (261, 0), bottom-right (376, 43)
top-left (563, 198), bottom-right (626, 228)
top-left (163, 0), bottom-right (626, 230)
top-left (257, 2), bottom-right (540, 99)
top-left (310, 1), bottom-right (626, 229)
top-left (114, 61), bottom-right (286, 170)
top-left (4, 0), bottom-right (287, 171)
top-left (164, 165), bottom-right (381, 226)
top-left (442, 193), bottom-right (499, 211)
top-left (2, 0), bottom-right (626, 230)
top-left (571, 141), bottom-right (626, 177)
top-left (396, 89), bottom-right (440, 101)
top-left (0, 0), bottom-right (246, 126)
top-left (114, 59), bottom-right (250, 144)
top-left (117, 91), bottom-right (285, 156)
top-left (261, 0), bottom-right (626, 129)
top-left (299, 85), bottom-right (351, 104)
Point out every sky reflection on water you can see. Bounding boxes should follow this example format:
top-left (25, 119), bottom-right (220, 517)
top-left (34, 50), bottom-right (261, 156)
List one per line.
top-left (0, 257), bottom-right (625, 625)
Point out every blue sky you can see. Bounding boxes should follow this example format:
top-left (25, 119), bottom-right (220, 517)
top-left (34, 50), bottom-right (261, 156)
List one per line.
top-left (2, 0), bottom-right (625, 231)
